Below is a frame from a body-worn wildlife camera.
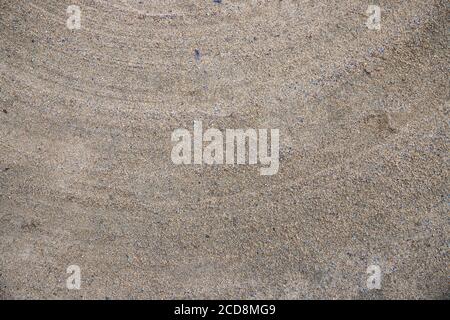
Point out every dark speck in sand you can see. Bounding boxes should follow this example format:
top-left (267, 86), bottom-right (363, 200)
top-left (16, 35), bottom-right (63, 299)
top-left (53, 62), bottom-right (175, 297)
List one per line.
top-left (194, 49), bottom-right (201, 62)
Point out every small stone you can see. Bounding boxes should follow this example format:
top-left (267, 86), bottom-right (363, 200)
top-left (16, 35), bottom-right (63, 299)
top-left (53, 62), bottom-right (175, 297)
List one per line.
top-left (194, 49), bottom-right (201, 61)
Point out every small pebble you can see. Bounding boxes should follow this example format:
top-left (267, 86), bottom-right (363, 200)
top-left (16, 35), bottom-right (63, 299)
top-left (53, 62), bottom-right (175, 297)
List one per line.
top-left (194, 49), bottom-right (201, 62)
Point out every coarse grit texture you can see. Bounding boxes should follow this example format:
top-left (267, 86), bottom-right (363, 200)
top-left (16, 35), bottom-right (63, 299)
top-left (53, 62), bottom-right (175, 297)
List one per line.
top-left (0, 1), bottom-right (448, 299)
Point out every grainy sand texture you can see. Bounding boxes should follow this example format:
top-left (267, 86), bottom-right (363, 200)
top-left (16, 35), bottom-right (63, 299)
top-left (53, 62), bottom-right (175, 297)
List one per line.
top-left (0, 0), bottom-right (448, 299)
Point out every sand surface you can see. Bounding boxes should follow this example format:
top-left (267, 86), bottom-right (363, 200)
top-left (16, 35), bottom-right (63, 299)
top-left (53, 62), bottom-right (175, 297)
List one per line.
top-left (0, 0), bottom-right (448, 299)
